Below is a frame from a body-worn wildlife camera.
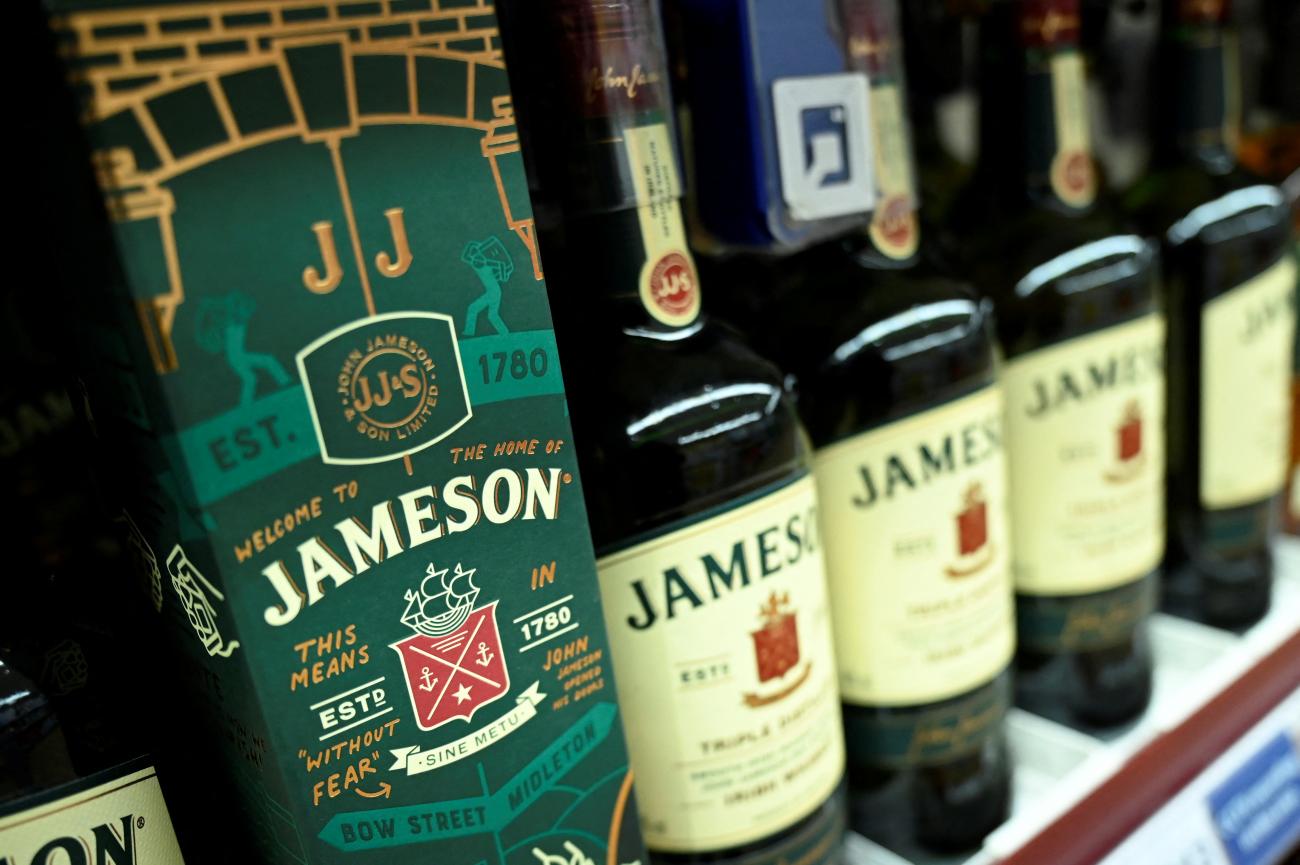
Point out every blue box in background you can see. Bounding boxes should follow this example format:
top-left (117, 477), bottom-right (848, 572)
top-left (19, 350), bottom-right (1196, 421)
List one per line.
top-left (669, 0), bottom-right (877, 250)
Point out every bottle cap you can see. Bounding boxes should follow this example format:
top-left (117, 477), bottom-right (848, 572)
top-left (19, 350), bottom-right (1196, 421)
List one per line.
top-left (1175, 0), bottom-right (1231, 25)
top-left (1019, 0), bottom-right (1082, 48)
top-left (838, 0), bottom-right (899, 77)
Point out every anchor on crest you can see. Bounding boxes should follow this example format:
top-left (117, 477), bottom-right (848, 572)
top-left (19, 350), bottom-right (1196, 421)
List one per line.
top-left (418, 667), bottom-right (438, 693)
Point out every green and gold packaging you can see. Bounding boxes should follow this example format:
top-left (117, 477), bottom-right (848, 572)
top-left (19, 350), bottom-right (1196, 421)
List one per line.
top-left (40, 2), bottom-right (646, 863)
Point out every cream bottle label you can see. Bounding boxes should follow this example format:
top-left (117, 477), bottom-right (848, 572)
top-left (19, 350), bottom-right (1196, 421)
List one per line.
top-left (1201, 256), bottom-right (1298, 509)
top-left (597, 476), bottom-right (844, 853)
top-left (1002, 315), bottom-right (1165, 596)
top-left (813, 387), bottom-right (1015, 707)
top-left (0, 764), bottom-right (184, 864)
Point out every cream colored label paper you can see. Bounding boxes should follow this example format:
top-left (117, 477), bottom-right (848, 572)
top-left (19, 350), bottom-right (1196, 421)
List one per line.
top-left (623, 123), bottom-right (700, 327)
top-left (597, 477), bottom-right (844, 852)
top-left (1002, 315), bottom-right (1165, 596)
top-left (1049, 51), bottom-right (1096, 208)
top-left (814, 387), bottom-right (1015, 707)
top-left (866, 84), bottom-right (919, 260)
top-left (0, 765), bottom-right (184, 864)
top-left (1201, 256), bottom-right (1298, 509)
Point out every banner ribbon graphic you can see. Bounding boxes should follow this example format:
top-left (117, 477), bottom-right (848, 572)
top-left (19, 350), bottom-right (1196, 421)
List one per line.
top-left (318, 702), bottom-right (620, 852)
top-left (389, 682), bottom-right (546, 776)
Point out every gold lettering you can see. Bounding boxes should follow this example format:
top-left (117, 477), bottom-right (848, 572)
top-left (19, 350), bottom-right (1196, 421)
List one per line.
top-left (375, 208), bottom-right (413, 278)
top-left (303, 221), bottom-right (344, 294)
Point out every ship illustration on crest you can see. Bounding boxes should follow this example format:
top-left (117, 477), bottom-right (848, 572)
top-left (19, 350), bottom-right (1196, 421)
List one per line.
top-left (402, 562), bottom-right (482, 638)
top-left (391, 562), bottom-right (511, 731)
top-left (945, 482), bottom-right (995, 578)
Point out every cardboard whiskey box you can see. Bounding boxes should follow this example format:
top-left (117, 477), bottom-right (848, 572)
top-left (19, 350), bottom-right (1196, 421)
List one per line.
top-left (41, 2), bottom-right (646, 863)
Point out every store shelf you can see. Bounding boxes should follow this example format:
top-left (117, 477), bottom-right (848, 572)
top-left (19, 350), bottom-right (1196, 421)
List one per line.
top-left (847, 538), bottom-right (1300, 865)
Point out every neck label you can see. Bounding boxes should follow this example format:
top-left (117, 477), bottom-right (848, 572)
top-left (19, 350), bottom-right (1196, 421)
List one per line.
top-left (1047, 51), bottom-right (1096, 208)
top-left (836, 0), bottom-right (917, 257)
top-left (624, 124), bottom-right (700, 326)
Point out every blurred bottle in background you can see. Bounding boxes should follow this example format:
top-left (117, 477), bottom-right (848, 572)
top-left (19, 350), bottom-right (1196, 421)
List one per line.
top-left (1125, 0), bottom-right (1296, 628)
top-left (948, 0), bottom-right (1162, 728)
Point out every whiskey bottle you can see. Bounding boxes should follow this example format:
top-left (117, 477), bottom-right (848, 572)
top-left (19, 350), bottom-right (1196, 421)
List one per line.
top-left (949, 0), bottom-right (1163, 726)
top-left (1124, 0), bottom-right (1297, 626)
top-left (496, 2), bottom-right (848, 863)
top-left (0, 13), bottom-right (193, 860)
top-left (0, 654), bottom-right (186, 865)
top-left (705, 0), bottom-right (1014, 853)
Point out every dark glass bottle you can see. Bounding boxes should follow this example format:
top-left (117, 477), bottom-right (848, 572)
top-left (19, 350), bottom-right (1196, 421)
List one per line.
top-left (0, 646), bottom-right (185, 862)
top-left (706, 0), bottom-right (1014, 854)
top-left (0, 9), bottom-right (195, 858)
top-left (0, 658), bottom-right (76, 805)
top-left (1124, 0), bottom-right (1296, 627)
top-left (496, 2), bottom-right (848, 863)
top-left (0, 270), bottom-right (188, 861)
top-left (949, 0), bottom-right (1163, 727)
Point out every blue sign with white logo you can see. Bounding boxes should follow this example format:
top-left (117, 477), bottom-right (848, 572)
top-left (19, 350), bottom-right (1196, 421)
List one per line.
top-left (1208, 733), bottom-right (1300, 865)
top-left (672, 0), bottom-right (875, 250)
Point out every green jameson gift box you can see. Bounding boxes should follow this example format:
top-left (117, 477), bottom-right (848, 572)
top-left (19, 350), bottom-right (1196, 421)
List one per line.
top-left (44, 2), bottom-right (646, 863)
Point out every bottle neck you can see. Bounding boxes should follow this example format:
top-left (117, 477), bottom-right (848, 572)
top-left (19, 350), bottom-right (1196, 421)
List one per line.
top-left (1153, 1), bottom-right (1239, 172)
top-left (838, 0), bottom-right (921, 261)
top-left (575, 116), bottom-right (703, 329)
top-left (502, 0), bottom-right (701, 332)
top-left (977, 0), bottom-right (1098, 211)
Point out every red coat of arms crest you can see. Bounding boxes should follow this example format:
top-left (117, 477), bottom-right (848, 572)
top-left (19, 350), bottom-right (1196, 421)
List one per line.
top-left (1117, 400), bottom-right (1142, 462)
top-left (751, 592), bottom-right (800, 683)
top-left (956, 482), bottom-right (988, 556)
top-left (391, 563), bottom-right (510, 732)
